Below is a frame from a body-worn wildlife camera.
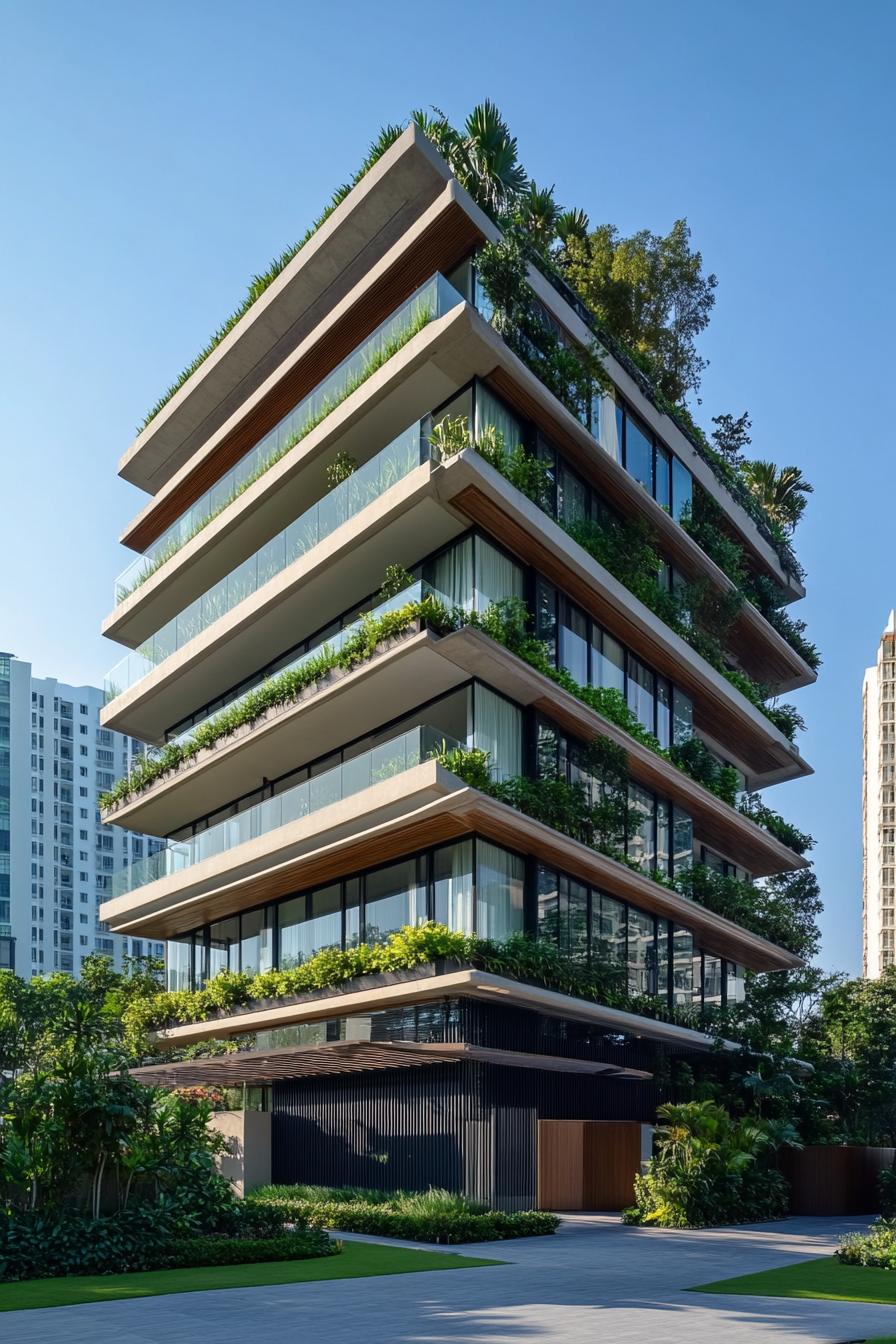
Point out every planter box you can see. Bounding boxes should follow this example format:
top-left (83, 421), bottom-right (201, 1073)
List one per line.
top-left (781, 1145), bottom-right (895, 1215)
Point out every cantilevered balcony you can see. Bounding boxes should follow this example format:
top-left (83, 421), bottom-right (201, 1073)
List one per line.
top-left (100, 753), bottom-right (799, 976)
top-left (102, 600), bottom-right (807, 881)
top-left (118, 126), bottom-right (473, 496)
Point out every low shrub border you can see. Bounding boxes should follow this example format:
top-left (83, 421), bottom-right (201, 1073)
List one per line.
top-left (161, 1229), bottom-right (338, 1270)
top-left (246, 1187), bottom-right (558, 1244)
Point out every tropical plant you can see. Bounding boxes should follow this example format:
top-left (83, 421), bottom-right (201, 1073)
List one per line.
top-left (740, 461), bottom-right (813, 534)
top-left (412, 101), bottom-right (528, 219)
top-left (622, 1100), bottom-right (797, 1227)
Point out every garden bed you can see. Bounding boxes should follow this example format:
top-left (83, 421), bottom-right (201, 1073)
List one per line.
top-left (247, 1185), bottom-right (559, 1244)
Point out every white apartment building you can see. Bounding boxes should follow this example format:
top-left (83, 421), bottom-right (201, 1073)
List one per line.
top-left (0, 651), bottom-right (164, 978)
top-left (863, 611), bottom-right (896, 977)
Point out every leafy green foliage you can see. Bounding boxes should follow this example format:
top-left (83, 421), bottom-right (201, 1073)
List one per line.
top-left (838, 1220), bottom-right (896, 1269)
top-left (247, 1184), bottom-right (557, 1244)
top-left (740, 461), bottom-right (814, 535)
top-left (557, 219), bottom-right (717, 405)
top-left (669, 737), bottom-right (740, 807)
top-left (325, 451), bottom-right (358, 490)
top-left (0, 957), bottom-right (317, 1281)
top-left (100, 593), bottom-right (455, 810)
top-left (674, 865), bottom-right (822, 957)
top-left (428, 412), bottom-right (552, 507)
top-left (737, 793), bottom-right (814, 856)
top-left (412, 102), bottom-right (528, 220)
top-left (622, 1100), bottom-right (797, 1228)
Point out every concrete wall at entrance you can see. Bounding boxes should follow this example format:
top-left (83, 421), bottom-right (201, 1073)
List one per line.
top-left (537, 1120), bottom-right (653, 1211)
top-left (782, 1145), bottom-right (895, 1215)
top-left (209, 1110), bottom-right (272, 1196)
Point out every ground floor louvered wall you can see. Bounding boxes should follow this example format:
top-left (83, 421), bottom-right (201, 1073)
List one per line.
top-left (272, 1058), bottom-right (660, 1209)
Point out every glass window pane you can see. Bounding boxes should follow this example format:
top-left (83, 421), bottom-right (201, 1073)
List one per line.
top-left (703, 955), bottom-right (723, 1008)
top-left (672, 457), bottom-right (693, 522)
top-left (344, 878), bottom-right (361, 949)
top-left (209, 916), bottom-right (240, 979)
top-left (628, 784), bottom-right (656, 873)
top-left (673, 807), bottom-right (694, 874)
top-left (166, 936), bottom-right (193, 991)
top-left (566, 877), bottom-right (589, 962)
top-left (627, 653), bottom-right (655, 735)
top-left (672, 688), bottom-right (693, 745)
top-left (537, 866), bottom-right (560, 946)
top-left (240, 907), bottom-right (274, 977)
top-left (559, 600), bottom-right (589, 686)
top-left (278, 894), bottom-right (308, 969)
top-left (726, 961), bottom-right (745, 1005)
top-left (476, 840), bottom-right (524, 940)
top-left (656, 919), bottom-right (670, 1000)
top-left (597, 396), bottom-right (622, 463)
top-left (559, 463), bottom-right (589, 527)
top-left (656, 799), bottom-right (671, 879)
top-left (433, 839), bottom-right (474, 934)
top-left (656, 678), bottom-right (671, 751)
top-left (364, 858), bottom-right (425, 943)
top-left (655, 444), bottom-right (671, 510)
top-left (594, 892), bottom-right (627, 966)
top-left (628, 907), bottom-right (657, 996)
top-left (625, 414), bottom-right (654, 493)
top-left (672, 926), bottom-right (694, 1005)
top-left (595, 630), bottom-right (625, 694)
top-left (535, 578), bottom-right (557, 667)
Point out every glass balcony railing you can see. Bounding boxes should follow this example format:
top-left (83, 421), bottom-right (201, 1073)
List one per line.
top-left (104, 420), bottom-right (433, 704)
top-left (111, 724), bottom-right (459, 898)
top-left (166, 578), bottom-right (454, 748)
top-left (114, 272), bottom-right (465, 604)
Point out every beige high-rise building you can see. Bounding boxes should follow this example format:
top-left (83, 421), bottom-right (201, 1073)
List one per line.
top-left (864, 611), bottom-right (896, 977)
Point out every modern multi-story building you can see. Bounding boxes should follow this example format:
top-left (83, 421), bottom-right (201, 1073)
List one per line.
top-left (98, 126), bottom-right (815, 1206)
top-left (0, 652), bottom-right (164, 978)
top-left (863, 611), bottom-right (896, 977)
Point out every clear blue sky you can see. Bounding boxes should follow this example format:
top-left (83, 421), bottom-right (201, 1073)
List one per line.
top-left (1, 0), bottom-right (893, 975)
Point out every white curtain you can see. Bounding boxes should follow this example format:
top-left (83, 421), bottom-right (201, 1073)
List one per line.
top-left (430, 537), bottom-right (473, 609)
top-left (433, 839), bottom-right (473, 934)
top-left (475, 384), bottom-right (522, 451)
top-left (474, 685), bottom-right (522, 782)
top-left (476, 841), bottom-right (524, 940)
top-left (474, 536), bottom-right (523, 612)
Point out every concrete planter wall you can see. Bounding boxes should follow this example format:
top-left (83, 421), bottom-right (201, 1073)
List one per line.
top-left (209, 1109), bottom-right (272, 1196)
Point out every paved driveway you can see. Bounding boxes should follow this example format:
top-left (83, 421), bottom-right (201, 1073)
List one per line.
top-left (5, 1215), bottom-right (895, 1344)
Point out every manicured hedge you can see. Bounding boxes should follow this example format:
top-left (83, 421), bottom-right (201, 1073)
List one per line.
top-left (247, 1189), bottom-right (558, 1244)
top-left (161, 1228), bottom-right (337, 1269)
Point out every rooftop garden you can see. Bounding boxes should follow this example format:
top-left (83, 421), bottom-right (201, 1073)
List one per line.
top-left (137, 103), bottom-right (811, 597)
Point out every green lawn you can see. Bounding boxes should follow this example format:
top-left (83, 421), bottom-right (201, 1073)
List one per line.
top-left (691, 1254), bottom-right (896, 1305)
top-left (0, 1240), bottom-right (502, 1312)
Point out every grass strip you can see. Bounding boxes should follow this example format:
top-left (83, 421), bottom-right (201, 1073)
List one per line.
top-left (0, 1239), bottom-right (502, 1311)
top-left (690, 1254), bottom-right (896, 1305)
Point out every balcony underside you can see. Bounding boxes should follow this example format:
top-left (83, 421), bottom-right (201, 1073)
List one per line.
top-left (119, 127), bottom-right (473, 498)
top-left (105, 625), bottom-right (806, 879)
top-left (100, 760), bottom-right (800, 974)
top-left (143, 966), bottom-right (736, 1056)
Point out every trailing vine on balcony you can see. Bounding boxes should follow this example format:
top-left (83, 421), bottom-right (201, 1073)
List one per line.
top-left (435, 412), bottom-right (804, 744)
top-left (122, 923), bottom-right (711, 1047)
